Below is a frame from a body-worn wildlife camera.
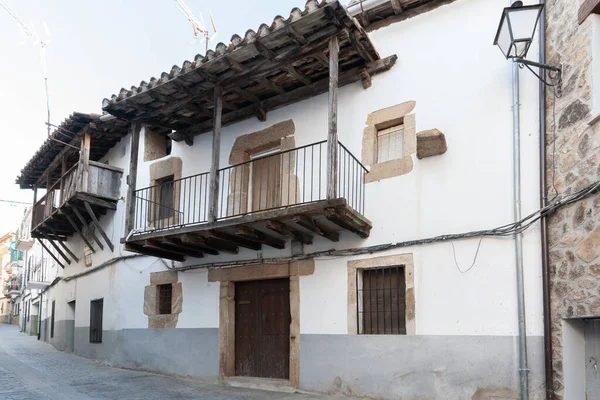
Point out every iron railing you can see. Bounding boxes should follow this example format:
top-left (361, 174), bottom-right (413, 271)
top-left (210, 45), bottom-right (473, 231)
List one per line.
top-left (132, 140), bottom-right (367, 234)
top-left (25, 256), bottom-right (56, 285)
top-left (133, 172), bottom-right (210, 233)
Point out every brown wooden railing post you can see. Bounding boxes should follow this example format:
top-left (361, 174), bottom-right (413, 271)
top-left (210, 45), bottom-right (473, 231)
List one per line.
top-left (327, 35), bottom-right (339, 200)
top-left (209, 86), bottom-right (223, 223)
top-left (125, 122), bottom-right (142, 236)
top-left (79, 131), bottom-right (91, 193)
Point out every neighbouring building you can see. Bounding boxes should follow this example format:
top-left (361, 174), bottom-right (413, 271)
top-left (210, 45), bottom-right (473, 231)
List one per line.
top-left (0, 232), bottom-right (15, 324)
top-left (15, 0), bottom-right (581, 399)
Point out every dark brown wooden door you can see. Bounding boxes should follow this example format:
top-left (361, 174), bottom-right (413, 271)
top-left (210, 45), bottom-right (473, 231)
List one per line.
top-left (235, 278), bottom-right (290, 379)
top-left (251, 154), bottom-right (282, 212)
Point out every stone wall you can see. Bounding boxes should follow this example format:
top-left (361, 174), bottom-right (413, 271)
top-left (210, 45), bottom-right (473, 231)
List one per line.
top-left (545, 0), bottom-right (598, 398)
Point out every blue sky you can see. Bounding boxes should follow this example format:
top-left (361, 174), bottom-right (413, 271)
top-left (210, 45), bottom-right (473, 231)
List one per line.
top-left (0, 0), bottom-right (313, 232)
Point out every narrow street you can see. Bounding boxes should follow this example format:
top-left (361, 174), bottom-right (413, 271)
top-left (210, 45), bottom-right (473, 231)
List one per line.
top-left (0, 325), bottom-right (351, 400)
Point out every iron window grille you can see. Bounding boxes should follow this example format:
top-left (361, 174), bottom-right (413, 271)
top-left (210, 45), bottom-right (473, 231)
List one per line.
top-left (158, 284), bottom-right (173, 315)
top-left (89, 299), bottom-right (103, 343)
top-left (357, 266), bottom-right (406, 335)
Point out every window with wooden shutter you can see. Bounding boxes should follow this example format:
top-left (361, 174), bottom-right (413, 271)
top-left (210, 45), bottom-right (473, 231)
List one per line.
top-left (157, 284), bottom-right (172, 315)
top-left (157, 175), bottom-right (176, 221)
top-left (357, 266), bottom-right (406, 335)
top-left (89, 299), bottom-right (103, 343)
top-left (376, 125), bottom-right (404, 163)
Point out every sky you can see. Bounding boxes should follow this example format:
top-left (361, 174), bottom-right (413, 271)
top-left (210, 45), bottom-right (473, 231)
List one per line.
top-left (0, 0), bottom-right (319, 234)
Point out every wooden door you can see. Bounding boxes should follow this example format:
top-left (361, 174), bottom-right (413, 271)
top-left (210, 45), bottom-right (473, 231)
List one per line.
top-left (235, 279), bottom-right (290, 379)
top-left (251, 154), bottom-right (281, 212)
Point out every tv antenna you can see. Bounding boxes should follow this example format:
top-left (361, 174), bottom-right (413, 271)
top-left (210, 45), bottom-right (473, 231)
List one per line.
top-left (0, 0), bottom-right (52, 136)
top-left (173, 0), bottom-right (217, 52)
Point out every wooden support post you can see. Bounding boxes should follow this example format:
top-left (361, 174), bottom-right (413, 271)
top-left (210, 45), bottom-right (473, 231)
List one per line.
top-left (59, 155), bottom-right (67, 204)
top-left (326, 35), bottom-right (339, 200)
top-left (37, 239), bottom-right (66, 269)
top-left (71, 206), bottom-right (104, 251)
top-left (79, 132), bottom-right (91, 193)
top-left (61, 211), bottom-right (96, 251)
top-left (84, 202), bottom-right (114, 252)
top-left (39, 232), bottom-right (72, 265)
top-left (47, 226), bottom-right (79, 262)
top-left (125, 122), bottom-right (142, 236)
top-left (208, 86), bottom-right (223, 223)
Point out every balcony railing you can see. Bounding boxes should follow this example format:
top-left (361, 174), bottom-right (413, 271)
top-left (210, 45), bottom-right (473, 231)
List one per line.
top-left (25, 256), bottom-right (56, 286)
top-left (132, 141), bottom-right (367, 234)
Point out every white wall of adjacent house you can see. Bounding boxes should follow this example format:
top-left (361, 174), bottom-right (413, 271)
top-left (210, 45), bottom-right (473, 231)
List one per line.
top-left (43, 0), bottom-right (543, 341)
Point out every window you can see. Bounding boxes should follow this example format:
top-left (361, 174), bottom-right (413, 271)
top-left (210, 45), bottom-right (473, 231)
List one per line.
top-left (156, 175), bottom-right (176, 221)
top-left (357, 266), bottom-right (406, 335)
top-left (377, 124), bottom-right (404, 163)
top-left (90, 299), bottom-right (103, 343)
top-left (26, 301), bottom-right (29, 322)
top-left (50, 300), bottom-right (55, 338)
top-left (158, 284), bottom-right (172, 315)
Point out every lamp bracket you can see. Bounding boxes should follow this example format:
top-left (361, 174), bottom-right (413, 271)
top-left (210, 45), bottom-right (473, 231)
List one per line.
top-left (515, 57), bottom-right (563, 96)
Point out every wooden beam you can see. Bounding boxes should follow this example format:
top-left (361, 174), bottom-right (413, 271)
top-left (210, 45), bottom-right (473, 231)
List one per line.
top-left (325, 207), bottom-right (370, 239)
top-left (349, 31), bottom-right (375, 63)
top-left (126, 242), bottom-right (184, 262)
top-left (71, 206), bottom-right (104, 251)
top-left (257, 77), bottom-right (284, 95)
top-left (180, 55), bottom-right (398, 136)
top-left (204, 237), bottom-right (239, 254)
top-left (237, 226), bottom-right (286, 249)
top-left (47, 226), bottom-right (79, 262)
top-left (579, 0), bottom-right (600, 24)
top-left (231, 87), bottom-right (261, 105)
top-left (266, 220), bottom-right (313, 245)
top-left (60, 210), bottom-right (96, 251)
top-left (79, 132), bottom-right (91, 193)
top-left (39, 232), bottom-right (72, 265)
top-left (179, 234), bottom-right (221, 255)
top-left (391, 0), bottom-right (404, 14)
top-left (286, 25), bottom-right (308, 45)
top-left (292, 215), bottom-right (339, 242)
top-left (145, 240), bottom-right (202, 257)
top-left (160, 237), bottom-right (209, 256)
top-left (327, 36), bottom-right (339, 200)
top-left (84, 201), bottom-right (114, 252)
top-left (254, 40), bottom-right (276, 59)
top-left (208, 87), bottom-right (222, 223)
top-left (360, 70), bottom-right (372, 89)
top-left (125, 122), bottom-right (141, 235)
top-left (37, 239), bottom-right (66, 269)
top-left (285, 66), bottom-right (313, 87)
top-left (75, 193), bottom-right (117, 209)
top-left (207, 230), bottom-right (261, 251)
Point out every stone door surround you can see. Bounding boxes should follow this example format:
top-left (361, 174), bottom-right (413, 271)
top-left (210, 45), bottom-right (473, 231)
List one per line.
top-left (208, 259), bottom-right (314, 387)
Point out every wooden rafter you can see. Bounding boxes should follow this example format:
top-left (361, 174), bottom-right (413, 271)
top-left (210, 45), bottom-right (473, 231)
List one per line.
top-left (38, 239), bottom-right (66, 269)
top-left (39, 232), bottom-right (72, 265)
top-left (84, 201), bottom-right (114, 252)
top-left (60, 210), bottom-right (96, 251)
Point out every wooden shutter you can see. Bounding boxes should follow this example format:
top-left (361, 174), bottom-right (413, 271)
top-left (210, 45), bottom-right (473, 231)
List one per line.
top-left (89, 299), bottom-right (103, 343)
top-left (377, 125), bottom-right (404, 163)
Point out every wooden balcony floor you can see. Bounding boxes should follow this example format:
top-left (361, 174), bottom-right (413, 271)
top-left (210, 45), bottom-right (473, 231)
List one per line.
top-left (124, 198), bottom-right (371, 261)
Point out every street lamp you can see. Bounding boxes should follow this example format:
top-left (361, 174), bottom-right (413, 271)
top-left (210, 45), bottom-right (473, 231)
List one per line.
top-left (494, 1), bottom-right (562, 95)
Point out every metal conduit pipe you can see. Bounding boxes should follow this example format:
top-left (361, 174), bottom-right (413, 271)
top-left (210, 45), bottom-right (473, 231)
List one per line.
top-left (538, 0), bottom-right (554, 398)
top-left (511, 7), bottom-right (529, 400)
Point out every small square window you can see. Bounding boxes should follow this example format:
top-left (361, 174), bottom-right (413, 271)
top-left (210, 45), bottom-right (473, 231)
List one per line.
top-left (357, 266), bottom-right (406, 335)
top-left (377, 125), bottom-right (404, 163)
top-left (158, 284), bottom-right (173, 315)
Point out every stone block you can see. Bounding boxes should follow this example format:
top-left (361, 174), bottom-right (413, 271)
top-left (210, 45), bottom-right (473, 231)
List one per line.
top-left (148, 314), bottom-right (178, 329)
top-left (150, 271), bottom-right (178, 286)
top-left (576, 226), bottom-right (600, 262)
top-left (172, 282), bottom-right (183, 314)
top-left (143, 286), bottom-right (157, 316)
top-left (416, 129), bottom-right (447, 159)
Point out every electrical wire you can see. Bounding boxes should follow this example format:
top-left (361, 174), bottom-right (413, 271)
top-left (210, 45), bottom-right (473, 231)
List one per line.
top-left (0, 199), bottom-right (30, 206)
top-left (174, 176), bottom-right (600, 272)
top-left (451, 237), bottom-right (484, 274)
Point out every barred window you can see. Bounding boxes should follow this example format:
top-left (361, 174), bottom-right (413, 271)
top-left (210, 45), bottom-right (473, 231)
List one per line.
top-left (90, 299), bottom-right (103, 343)
top-left (158, 284), bottom-right (172, 315)
top-left (357, 266), bottom-right (406, 335)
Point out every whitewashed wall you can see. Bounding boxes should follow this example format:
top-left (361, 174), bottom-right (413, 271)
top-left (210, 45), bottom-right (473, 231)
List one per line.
top-left (40, 0), bottom-right (544, 341)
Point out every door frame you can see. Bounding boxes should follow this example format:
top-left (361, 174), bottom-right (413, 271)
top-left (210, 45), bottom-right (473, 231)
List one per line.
top-left (209, 260), bottom-right (315, 387)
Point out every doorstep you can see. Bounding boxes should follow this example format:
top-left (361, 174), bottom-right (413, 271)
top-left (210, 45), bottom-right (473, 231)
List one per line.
top-left (222, 376), bottom-right (296, 393)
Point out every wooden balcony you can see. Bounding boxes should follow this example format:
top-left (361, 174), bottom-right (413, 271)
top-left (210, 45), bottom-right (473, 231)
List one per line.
top-left (125, 141), bottom-right (371, 261)
top-left (31, 160), bottom-right (122, 267)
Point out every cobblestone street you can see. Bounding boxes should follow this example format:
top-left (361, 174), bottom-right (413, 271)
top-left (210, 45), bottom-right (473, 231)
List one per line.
top-left (0, 325), bottom-right (353, 400)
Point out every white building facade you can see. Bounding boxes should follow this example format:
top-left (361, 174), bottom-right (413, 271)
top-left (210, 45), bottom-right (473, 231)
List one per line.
top-left (15, 1), bottom-right (549, 399)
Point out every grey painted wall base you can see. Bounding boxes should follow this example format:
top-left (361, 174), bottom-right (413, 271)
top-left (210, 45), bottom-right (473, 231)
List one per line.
top-left (299, 334), bottom-right (546, 400)
top-left (73, 327), bottom-right (219, 379)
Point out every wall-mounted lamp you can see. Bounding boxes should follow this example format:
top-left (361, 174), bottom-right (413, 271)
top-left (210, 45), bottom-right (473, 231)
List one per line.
top-left (494, 1), bottom-right (562, 96)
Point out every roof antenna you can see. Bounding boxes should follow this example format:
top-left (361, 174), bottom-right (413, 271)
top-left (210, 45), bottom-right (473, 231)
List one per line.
top-left (0, 0), bottom-right (52, 137)
top-left (173, 0), bottom-right (217, 53)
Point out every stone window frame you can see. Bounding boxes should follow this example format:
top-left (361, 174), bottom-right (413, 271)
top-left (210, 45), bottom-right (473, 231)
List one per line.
top-left (226, 120), bottom-right (298, 216)
top-left (208, 259), bottom-right (315, 388)
top-left (362, 101), bottom-right (417, 183)
top-left (347, 253), bottom-right (415, 335)
top-left (144, 271), bottom-right (183, 329)
top-left (144, 126), bottom-right (172, 162)
top-left (148, 157), bottom-right (183, 229)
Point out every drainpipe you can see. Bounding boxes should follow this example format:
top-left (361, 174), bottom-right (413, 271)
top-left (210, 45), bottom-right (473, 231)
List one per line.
top-left (511, 19), bottom-right (529, 400)
top-left (538, 1), bottom-right (553, 398)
